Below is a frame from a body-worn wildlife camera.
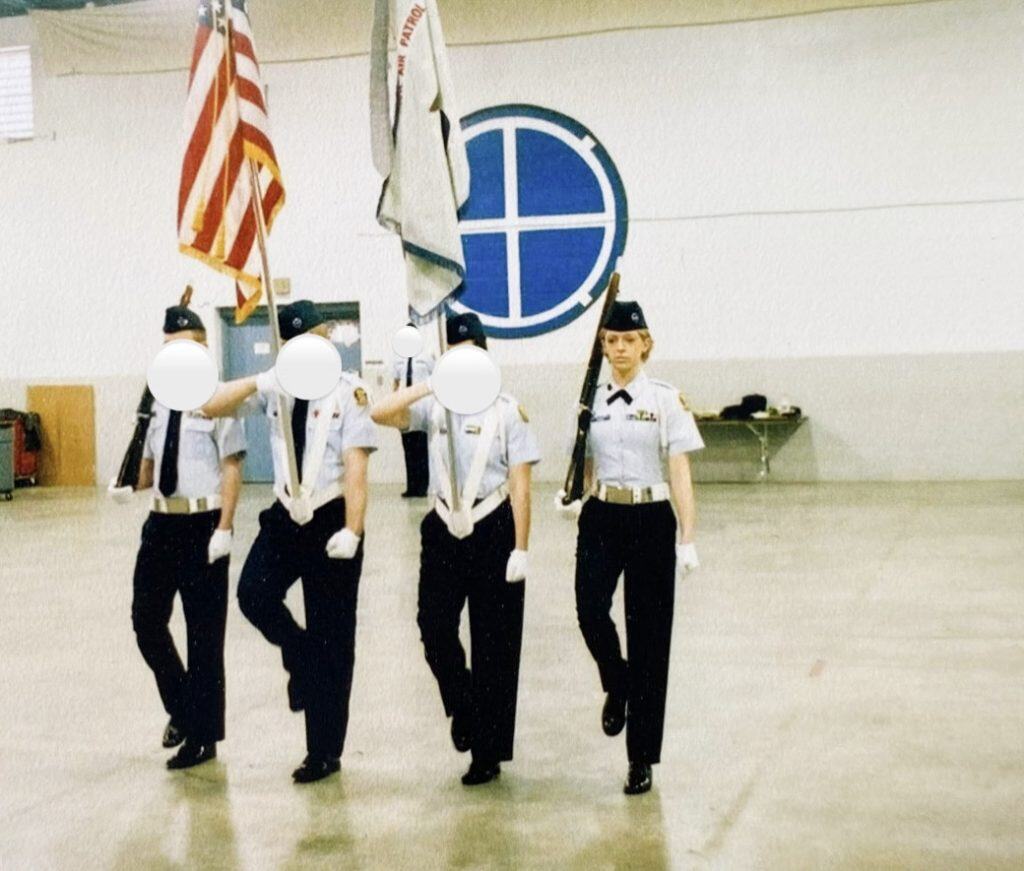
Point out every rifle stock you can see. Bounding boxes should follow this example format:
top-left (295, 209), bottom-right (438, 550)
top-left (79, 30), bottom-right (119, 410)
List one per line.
top-left (115, 386), bottom-right (155, 489)
top-left (561, 272), bottom-right (620, 503)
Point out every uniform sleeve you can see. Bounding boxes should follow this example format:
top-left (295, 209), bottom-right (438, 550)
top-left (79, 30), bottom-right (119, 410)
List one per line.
top-left (215, 415), bottom-right (247, 459)
top-left (404, 395), bottom-right (432, 433)
top-left (505, 400), bottom-right (541, 467)
top-left (238, 387), bottom-right (269, 419)
top-left (665, 392), bottom-right (705, 455)
top-left (341, 386), bottom-right (379, 454)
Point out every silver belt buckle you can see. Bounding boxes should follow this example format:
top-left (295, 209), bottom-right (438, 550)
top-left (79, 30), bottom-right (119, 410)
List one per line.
top-left (632, 486), bottom-right (643, 504)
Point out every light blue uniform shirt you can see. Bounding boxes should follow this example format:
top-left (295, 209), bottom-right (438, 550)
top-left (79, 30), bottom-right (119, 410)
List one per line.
top-left (407, 393), bottom-right (541, 501)
top-left (243, 373), bottom-right (378, 495)
top-left (143, 398), bottom-right (247, 499)
top-left (587, 371), bottom-right (703, 488)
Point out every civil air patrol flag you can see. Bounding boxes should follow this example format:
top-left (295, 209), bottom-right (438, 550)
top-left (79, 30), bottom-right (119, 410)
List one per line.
top-left (370, 0), bottom-right (470, 318)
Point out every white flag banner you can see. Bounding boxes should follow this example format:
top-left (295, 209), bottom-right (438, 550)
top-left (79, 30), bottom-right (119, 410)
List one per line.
top-left (371, 0), bottom-right (470, 318)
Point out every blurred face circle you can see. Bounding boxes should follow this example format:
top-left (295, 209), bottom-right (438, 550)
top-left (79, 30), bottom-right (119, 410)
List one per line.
top-left (148, 339), bottom-right (218, 411)
top-left (275, 333), bottom-right (342, 400)
top-left (602, 330), bottom-right (648, 372)
top-left (392, 324), bottom-right (424, 358)
top-left (431, 344), bottom-right (501, 415)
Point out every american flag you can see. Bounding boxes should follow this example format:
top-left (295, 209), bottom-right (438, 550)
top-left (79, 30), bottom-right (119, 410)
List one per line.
top-left (178, 0), bottom-right (284, 322)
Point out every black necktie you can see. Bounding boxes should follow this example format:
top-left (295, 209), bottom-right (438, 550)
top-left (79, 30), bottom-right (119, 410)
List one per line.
top-left (405, 357), bottom-right (413, 387)
top-left (158, 410), bottom-right (182, 496)
top-left (608, 390), bottom-right (633, 405)
top-left (291, 399), bottom-right (309, 479)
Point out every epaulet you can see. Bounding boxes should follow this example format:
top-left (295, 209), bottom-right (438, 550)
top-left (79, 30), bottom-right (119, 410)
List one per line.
top-left (650, 378), bottom-right (691, 411)
top-left (498, 392), bottom-right (529, 423)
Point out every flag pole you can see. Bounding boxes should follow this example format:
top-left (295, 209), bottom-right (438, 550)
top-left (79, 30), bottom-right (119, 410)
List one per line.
top-left (247, 156), bottom-right (302, 501)
top-left (435, 309), bottom-right (461, 513)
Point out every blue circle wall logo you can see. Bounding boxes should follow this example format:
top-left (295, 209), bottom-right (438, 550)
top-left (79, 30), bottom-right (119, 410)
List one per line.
top-left (452, 105), bottom-right (628, 339)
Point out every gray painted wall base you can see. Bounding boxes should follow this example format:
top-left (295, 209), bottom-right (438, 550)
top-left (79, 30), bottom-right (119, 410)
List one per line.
top-left (2, 350), bottom-right (1020, 485)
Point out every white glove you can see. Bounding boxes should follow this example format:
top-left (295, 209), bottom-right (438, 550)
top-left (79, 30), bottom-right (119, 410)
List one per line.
top-left (288, 493), bottom-right (314, 526)
top-left (505, 549), bottom-right (528, 583)
top-left (208, 528), bottom-right (232, 564)
top-left (676, 542), bottom-right (700, 579)
top-left (325, 528), bottom-right (361, 560)
top-left (448, 507), bottom-right (474, 540)
top-left (107, 478), bottom-right (134, 504)
top-left (553, 489), bottom-right (583, 518)
top-left (255, 368), bottom-right (278, 394)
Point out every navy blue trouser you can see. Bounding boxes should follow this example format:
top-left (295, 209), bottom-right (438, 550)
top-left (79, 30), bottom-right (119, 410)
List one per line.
top-left (401, 430), bottom-right (429, 495)
top-left (575, 499), bottom-right (677, 765)
top-left (237, 498), bottom-right (362, 759)
top-left (417, 500), bottom-right (524, 763)
top-left (132, 511), bottom-right (228, 744)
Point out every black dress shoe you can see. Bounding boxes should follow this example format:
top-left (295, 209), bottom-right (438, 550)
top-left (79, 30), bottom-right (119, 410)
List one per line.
top-left (623, 762), bottom-right (652, 795)
top-left (461, 759), bottom-right (500, 786)
top-left (162, 718), bottom-right (185, 749)
top-left (602, 692), bottom-right (626, 736)
top-left (400, 490), bottom-right (413, 498)
top-left (166, 740), bottom-right (216, 770)
top-left (292, 755), bottom-right (340, 784)
top-left (450, 705), bottom-right (473, 753)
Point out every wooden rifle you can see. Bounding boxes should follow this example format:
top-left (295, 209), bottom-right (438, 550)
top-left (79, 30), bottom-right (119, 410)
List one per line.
top-left (560, 271), bottom-right (620, 503)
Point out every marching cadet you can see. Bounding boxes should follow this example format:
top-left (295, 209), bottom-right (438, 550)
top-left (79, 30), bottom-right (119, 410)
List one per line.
top-left (557, 300), bottom-right (702, 795)
top-left (108, 305), bottom-right (246, 770)
top-left (371, 312), bottom-right (540, 786)
top-left (391, 324), bottom-right (433, 498)
top-left (201, 300), bottom-right (378, 784)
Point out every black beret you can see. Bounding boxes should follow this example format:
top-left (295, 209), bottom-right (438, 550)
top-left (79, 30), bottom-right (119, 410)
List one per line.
top-left (602, 300), bottom-right (648, 332)
top-left (446, 312), bottom-right (487, 349)
top-left (278, 300), bottom-right (325, 341)
top-left (163, 305), bottom-right (206, 335)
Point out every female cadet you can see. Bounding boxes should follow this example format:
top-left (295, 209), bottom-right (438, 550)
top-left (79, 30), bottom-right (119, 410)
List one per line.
top-left (558, 300), bottom-right (702, 795)
top-left (371, 312), bottom-right (540, 786)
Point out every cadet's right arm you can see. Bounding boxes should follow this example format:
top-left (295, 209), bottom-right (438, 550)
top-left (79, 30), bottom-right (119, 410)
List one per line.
top-left (370, 381), bottom-right (431, 430)
top-left (201, 375), bottom-right (262, 418)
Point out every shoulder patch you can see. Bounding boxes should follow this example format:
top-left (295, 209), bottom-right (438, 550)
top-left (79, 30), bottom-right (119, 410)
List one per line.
top-left (518, 404), bottom-right (529, 423)
top-left (353, 387), bottom-right (368, 407)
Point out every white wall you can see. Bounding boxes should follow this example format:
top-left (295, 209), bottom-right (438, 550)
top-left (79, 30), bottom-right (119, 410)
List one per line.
top-left (1, 0), bottom-right (1022, 483)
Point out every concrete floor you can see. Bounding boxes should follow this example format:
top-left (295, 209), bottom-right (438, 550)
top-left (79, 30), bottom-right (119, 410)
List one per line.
top-left (1, 481), bottom-right (1022, 870)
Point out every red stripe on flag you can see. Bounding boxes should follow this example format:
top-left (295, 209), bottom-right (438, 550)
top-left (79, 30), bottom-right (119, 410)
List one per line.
top-left (226, 204), bottom-right (257, 270)
top-left (187, 26), bottom-right (211, 88)
top-left (193, 127), bottom-right (247, 252)
top-left (232, 32), bottom-right (258, 66)
top-left (178, 51), bottom-right (234, 227)
top-left (240, 123), bottom-right (279, 166)
top-left (236, 78), bottom-right (267, 114)
top-left (262, 179), bottom-right (284, 225)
